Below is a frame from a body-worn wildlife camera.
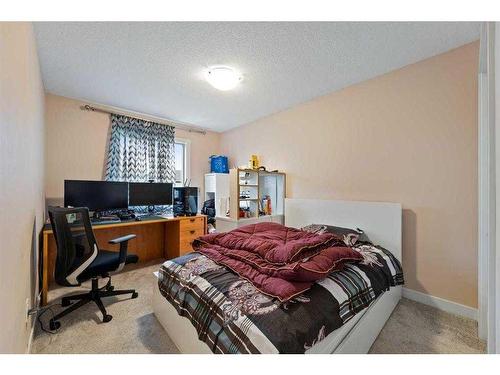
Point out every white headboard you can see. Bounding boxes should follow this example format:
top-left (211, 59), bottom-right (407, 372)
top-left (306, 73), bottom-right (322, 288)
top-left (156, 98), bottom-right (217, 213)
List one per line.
top-left (285, 198), bottom-right (402, 262)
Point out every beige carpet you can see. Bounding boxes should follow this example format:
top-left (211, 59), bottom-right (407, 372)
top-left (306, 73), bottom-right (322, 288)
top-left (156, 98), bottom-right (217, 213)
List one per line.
top-left (32, 261), bottom-right (179, 354)
top-left (369, 298), bottom-right (485, 353)
top-left (31, 262), bottom-right (485, 354)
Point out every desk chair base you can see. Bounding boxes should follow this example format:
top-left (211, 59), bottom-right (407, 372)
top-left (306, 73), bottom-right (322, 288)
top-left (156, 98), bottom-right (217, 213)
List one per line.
top-left (49, 277), bottom-right (138, 330)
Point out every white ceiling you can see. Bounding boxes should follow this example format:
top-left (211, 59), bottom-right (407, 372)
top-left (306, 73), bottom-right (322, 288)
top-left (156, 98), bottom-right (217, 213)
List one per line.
top-left (34, 22), bottom-right (480, 132)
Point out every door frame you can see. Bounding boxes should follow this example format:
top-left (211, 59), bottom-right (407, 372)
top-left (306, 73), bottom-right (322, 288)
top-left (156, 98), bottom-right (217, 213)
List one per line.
top-left (479, 21), bottom-right (499, 354)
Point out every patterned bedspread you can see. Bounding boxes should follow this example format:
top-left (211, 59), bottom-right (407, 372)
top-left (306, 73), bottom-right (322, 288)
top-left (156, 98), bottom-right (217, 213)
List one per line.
top-left (157, 243), bottom-right (403, 353)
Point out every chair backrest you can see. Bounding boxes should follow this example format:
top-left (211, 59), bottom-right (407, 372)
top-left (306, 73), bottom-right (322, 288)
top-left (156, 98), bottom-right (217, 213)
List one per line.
top-left (48, 207), bottom-right (99, 286)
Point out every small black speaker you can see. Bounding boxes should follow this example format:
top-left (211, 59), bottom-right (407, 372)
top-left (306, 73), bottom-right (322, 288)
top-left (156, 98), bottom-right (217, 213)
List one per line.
top-left (173, 187), bottom-right (198, 217)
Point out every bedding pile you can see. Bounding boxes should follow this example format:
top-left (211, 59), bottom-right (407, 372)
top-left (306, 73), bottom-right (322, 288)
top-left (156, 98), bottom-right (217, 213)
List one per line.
top-left (192, 222), bottom-right (363, 301)
top-left (157, 223), bottom-right (404, 353)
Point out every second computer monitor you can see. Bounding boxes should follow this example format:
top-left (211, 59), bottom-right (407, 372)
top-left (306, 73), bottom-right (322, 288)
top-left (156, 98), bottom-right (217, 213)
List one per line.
top-left (128, 182), bottom-right (173, 206)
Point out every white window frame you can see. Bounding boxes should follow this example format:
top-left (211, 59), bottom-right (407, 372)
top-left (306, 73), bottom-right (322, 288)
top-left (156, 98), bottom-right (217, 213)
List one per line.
top-left (174, 137), bottom-right (191, 186)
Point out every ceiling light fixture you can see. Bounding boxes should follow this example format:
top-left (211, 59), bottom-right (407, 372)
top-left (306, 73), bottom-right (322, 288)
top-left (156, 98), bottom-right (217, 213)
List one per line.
top-left (205, 66), bottom-right (242, 91)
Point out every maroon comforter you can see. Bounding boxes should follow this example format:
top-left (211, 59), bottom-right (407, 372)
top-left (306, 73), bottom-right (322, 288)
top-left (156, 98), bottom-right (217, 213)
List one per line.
top-left (192, 222), bottom-right (363, 301)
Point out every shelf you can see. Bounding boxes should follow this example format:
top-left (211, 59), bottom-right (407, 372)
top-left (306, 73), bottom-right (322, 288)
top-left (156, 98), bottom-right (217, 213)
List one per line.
top-left (229, 168), bottom-right (285, 222)
top-left (237, 216), bottom-right (262, 222)
top-left (258, 171), bottom-right (285, 175)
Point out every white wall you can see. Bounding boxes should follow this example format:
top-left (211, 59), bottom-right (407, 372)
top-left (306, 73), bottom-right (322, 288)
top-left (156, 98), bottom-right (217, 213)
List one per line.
top-left (0, 22), bottom-right (45, 353)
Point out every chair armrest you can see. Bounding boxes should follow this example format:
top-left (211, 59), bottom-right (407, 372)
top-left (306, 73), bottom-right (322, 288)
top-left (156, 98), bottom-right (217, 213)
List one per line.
top-left (108, 234), bottom-right (137, 272)
top-left (108, 234), bottom-right (136, 244)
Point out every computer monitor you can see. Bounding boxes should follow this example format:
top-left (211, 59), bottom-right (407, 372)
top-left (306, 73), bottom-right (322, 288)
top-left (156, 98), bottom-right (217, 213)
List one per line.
top-left (128, 182), bottom-right (173, 206)
top-left (64, 180), bottom-right (129, 212)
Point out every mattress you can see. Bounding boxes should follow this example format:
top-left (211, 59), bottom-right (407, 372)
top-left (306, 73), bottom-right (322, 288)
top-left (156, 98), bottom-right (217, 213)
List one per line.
top-left (152, 272), bottom-right (370, 354)
top-left (154, 244), bottom-right (403, 354)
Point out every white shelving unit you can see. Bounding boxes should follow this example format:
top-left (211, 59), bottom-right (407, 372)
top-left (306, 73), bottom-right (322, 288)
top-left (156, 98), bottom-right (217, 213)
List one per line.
top-left (258, 171), bottom-right (285, 217)
top-left (216, 168), bottom-right (285, 232)
top-left (232, 169), bottom-right (260, 219)
top-left (204, 173), bottom-right (230, 217)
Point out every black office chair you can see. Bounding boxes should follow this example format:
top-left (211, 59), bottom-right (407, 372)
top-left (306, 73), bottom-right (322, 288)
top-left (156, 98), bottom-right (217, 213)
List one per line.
top-left (47, 206), bottom-right (139, 330)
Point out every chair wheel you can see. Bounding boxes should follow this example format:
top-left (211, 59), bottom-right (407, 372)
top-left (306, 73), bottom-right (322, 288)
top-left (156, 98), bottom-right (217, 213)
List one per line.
top-left (106, 285), bottom-right (114, 291)
top-left (103, 314), bottom-right (113, 323)
top-left (131, 292), bottom-right (138, 299)
top-left (49, 320), bottom-right (61, 330)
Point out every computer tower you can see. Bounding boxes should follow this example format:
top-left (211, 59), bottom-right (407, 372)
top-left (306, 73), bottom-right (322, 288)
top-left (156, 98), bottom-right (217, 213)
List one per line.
top-left (173, 187), bottom-right (199, 217)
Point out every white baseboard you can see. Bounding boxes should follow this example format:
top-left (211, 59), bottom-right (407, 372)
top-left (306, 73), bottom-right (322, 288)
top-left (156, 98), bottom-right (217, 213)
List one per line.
top-left (402, 287), bottom-right (478, 321)
top-left (26, 318), bottom-right (35, 354)
top-left (26, 293), bottom-right (41, 354)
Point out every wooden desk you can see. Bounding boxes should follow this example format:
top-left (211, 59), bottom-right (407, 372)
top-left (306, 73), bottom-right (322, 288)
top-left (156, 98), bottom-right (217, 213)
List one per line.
top-left (41, 214), bottom-right (207, 305)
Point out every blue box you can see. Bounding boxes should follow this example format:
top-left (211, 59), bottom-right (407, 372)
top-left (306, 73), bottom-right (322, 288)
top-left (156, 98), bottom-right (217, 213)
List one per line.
top-left (209, 155), bottom-right (229, 173)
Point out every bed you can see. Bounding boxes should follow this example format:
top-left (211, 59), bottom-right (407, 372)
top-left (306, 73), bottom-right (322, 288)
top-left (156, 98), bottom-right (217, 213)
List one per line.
top-left (152, 198), bottom-right (403, 353)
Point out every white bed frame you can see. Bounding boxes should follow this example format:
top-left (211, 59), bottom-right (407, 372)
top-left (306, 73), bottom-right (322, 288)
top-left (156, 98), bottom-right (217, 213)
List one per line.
top-left (153, 198), bottom-right (402, 354)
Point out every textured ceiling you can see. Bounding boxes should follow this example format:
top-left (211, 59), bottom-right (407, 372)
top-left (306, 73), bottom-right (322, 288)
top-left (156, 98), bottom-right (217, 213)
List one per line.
top-left (34, 22), bottom-right (480, 132)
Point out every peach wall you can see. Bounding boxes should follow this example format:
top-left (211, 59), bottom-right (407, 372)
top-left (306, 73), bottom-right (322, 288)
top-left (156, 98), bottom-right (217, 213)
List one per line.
top-left (45, 94), bottom-right (221, 201)
top-left (0, 23), bottom-right (45, 353)
top-left (220, 42), bottom-right (479, 308)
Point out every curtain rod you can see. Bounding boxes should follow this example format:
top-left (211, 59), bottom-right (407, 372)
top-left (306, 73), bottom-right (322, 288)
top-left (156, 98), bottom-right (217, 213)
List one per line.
top-left (80, 103), bottom-right (207, 135)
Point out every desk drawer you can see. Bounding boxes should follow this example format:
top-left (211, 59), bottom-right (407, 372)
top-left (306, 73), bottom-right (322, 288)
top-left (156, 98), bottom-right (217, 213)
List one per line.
top-left (179, 230), bottom-right (203, 243)
top-left (180, 228), bottom-right (204, 249)
top-left (179, 233), bottom-right (200, 255)
top-left (179, 217), bottom-right (205, 232)
top-left (179, 239), bottom-right (195, 255)
top-left (181, 228), bottom-right (204, 237)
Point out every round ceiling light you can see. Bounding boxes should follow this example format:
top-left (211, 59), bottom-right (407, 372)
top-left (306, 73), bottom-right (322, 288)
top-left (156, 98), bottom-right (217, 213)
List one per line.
top-left (205, 66), bottom-right (242, 91)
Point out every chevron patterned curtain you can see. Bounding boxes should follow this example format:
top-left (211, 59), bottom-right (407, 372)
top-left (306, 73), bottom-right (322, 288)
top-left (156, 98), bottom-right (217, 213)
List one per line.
top-left (105, 114), bottom-right (175, 183)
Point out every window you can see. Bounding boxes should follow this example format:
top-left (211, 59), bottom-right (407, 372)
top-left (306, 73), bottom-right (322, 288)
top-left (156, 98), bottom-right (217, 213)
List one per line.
top-left (174, 139), bottom-right (190, 186)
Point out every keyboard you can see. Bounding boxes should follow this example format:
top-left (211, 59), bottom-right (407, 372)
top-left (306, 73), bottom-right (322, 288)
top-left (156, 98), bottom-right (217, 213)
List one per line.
top-left (91, 218), bottom-right (121, 225)
top-left (117, 213), bottom-right (135, 221)
top-left (157, 214), bottom-right (174, 219)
